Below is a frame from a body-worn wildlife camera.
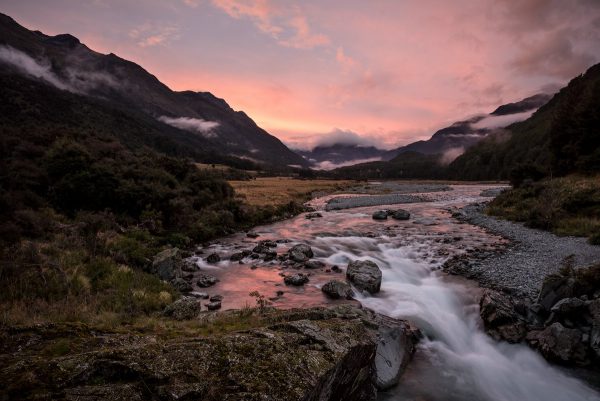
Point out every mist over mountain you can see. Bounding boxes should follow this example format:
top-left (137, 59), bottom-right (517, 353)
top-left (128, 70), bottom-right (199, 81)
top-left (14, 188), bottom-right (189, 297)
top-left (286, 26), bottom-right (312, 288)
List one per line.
top-left (300, 93), bottom-right (551, 170)
top-left (0, 13), bottom-right (308, 169)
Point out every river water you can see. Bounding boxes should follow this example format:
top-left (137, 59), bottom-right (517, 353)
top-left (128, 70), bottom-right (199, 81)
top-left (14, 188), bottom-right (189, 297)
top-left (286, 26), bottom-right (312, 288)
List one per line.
top-left (192, 184), bottom-right (600, 401)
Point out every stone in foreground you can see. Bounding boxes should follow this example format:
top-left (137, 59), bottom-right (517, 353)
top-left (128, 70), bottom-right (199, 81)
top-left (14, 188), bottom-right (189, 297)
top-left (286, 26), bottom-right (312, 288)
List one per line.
top-left (284, 273), bottom-right (309, 286)
top-left (372, 210), bottom-right (388, 220)
top-left (346, 260), bottom-right (382, 294)
top-left (0, 306), bottom-right (417, 401)
top-left (391, 209), bottom-right (410, 220)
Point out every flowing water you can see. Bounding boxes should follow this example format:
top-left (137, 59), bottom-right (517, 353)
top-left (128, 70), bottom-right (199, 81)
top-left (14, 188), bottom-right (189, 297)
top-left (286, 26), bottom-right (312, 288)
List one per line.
top-left (192, 184), bottom-right (600, 401)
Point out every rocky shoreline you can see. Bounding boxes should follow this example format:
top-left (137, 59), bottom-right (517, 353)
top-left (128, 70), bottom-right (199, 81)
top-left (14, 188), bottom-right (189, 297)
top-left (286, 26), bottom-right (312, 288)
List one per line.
top-left (444, 201), bottom-right (600, 378)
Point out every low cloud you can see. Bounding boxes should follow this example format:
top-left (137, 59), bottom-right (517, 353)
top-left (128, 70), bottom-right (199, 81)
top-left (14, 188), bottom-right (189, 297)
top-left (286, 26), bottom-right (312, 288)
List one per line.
top-left (313, 157), bottom-right (382, 171)
top-left (438, 147), bottom-right (465, 165)
top-left (129, 23), bottom-right (180, 47)
top-left (313, 129), bottom-right (378, 148)
top-left (158, 116), bottom-right (220, 137)
top-left (0, 45), bottom-right (71, 91)
top-left (0, 45), bottom-right (119, 94)
top-left (470, 110), bottom-right (535, 130)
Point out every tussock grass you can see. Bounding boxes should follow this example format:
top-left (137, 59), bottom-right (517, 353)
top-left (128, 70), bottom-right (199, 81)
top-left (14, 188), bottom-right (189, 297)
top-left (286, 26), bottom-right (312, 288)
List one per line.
top-left (487, 175), bottom-right (600, 244)
top-left (229, 177), bottom-right (354, 206)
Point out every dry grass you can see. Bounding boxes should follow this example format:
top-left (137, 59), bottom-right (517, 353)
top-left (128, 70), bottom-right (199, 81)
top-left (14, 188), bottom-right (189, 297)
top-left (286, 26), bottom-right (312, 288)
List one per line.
top-left (229, 177), bottom-right (355, 206)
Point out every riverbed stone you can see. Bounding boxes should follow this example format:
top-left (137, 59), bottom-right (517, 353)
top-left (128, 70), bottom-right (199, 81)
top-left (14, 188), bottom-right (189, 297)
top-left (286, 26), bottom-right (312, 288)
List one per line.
top-left (391, 209), bottom-right (410, 220)
top-left (372, 211), bottom-right (388, 220)
top-left (306, 212), bottom-right (323, 219)
top-left (284, 273), bottom-right (309, 286)
top-left (230, 252), bottom-right (244, 261)
top-left (163, 296), bottom-right (201, 320)
top-left (288, 244), bottom-right (313, 263)
top-left (197, 274), bottom-right (218, 288)
top-left (304, 260), bottom-right (325, 269)
top-left (346, 260), bottom-right (382, 294)
top-left (172, 277), bottom-right (193, 293)
top-left (321, 280), bottom-right (354, 299)
top-left (373, 321), bottom-right (415, 390)
top-left (206, 301), bottom-right (222, 311)
top-left (206, 253), bottom-right (220, 264)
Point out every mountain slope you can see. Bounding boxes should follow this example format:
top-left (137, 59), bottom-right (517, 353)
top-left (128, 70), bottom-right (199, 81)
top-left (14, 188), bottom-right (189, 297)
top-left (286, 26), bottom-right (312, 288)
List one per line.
top-left (448, 63), bottom-right (600, 180)
top-left (0, 13), bottom-right (307, 168)
top-left (389, 93), bottom-right (551, 157)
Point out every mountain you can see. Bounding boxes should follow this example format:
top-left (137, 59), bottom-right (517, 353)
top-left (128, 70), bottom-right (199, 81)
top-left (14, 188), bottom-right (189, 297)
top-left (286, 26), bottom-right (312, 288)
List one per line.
top-left (295, 144), bottom-right (392, 170)
top-left (388, 93), bottom-right (552, 157)
top-left (0, 13), bottom-right (308, 169)
top-left (448, 63), bottom-right (600, 181)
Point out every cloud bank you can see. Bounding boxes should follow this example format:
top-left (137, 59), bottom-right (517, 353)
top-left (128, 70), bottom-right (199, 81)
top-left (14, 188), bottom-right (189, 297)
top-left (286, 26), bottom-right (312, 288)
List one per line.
top-left (158, 116), bottom-right (220, 138)
top-left (470, 110), bottom-right (536, 130)
top-left (313, 157), bottom-right (382, 171)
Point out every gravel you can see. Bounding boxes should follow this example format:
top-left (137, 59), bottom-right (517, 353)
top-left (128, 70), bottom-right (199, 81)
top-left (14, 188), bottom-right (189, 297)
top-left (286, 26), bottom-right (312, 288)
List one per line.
top-left (325, 194), bottom-right (426, 211)
top-left (454, 203), bottom-right (600, 299)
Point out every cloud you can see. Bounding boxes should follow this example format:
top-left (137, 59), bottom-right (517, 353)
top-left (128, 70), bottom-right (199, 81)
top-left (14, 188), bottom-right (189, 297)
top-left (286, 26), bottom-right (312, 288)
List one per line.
top-left (312, 129), bottom-right (379, 148)
top-left (336, 47), bottom-right (356, 71)
top-left (0, 45), bottom-right (118, 94)
top-left (210, 0), bottom-right (329, 49)
top-left (158, 116), bottom-right (220, 137)
top-left (438, 147), bottom-right (465, 165)
top-left (129, 23), bottom-right (180, 47)
top-left (470, 109), bottom-right (536, 130)
top-left (313, 157), bottom-right (382, 171)
top-left (0, 45), bottom-right (71, 91)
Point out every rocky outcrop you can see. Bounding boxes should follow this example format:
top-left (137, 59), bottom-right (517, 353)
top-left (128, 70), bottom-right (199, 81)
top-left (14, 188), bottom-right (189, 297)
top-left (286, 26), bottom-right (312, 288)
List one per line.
top-left (346, 260), bottom-right (382, 294)
top-left (152, 247), bottom-right (182, 281)
top-left (284, 273), bottom-right (309, 286)
top-left (0, 306), bottom-right (417, 401)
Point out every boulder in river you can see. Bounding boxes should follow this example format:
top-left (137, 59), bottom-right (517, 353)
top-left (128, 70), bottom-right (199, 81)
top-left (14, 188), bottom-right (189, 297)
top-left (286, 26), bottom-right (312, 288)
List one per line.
top-left (288, 244), bottom-right (314, 263)
top-left (306, 212), bottom-right (323, 219)
top-left (372, 211), bottom-right (388, 220)
top-left (230, 252), bottom-right (244, 261)
top-left (206, 301), bottom-right (222, 311)
top-left (197, 274), bottom-right (219, 288)
top-left (537, 274), bottom-right (576, 311)
top-left (284, 273), bottom-right (309, 286)
top-left (391, 209), bottom-right (410, 220)
top-left (152, 247), bottom-right (182, 281)
top-left (163, 296), bottom-right (201, 320)
top-left (172, 277), bottom-right (193, 293)
top-left (346, 260), bottom-right (382, 294)
top-left (206, 253), bottom-right (220, 264)
top-left (321, 280), bottom-right (354, 299)
top-left (373, 318), bottom-right (416, 390)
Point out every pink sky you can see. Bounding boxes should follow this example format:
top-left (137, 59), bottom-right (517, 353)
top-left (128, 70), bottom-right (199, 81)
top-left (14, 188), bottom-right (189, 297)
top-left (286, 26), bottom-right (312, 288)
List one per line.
top-left (2, 0), bottom-right (599, 149)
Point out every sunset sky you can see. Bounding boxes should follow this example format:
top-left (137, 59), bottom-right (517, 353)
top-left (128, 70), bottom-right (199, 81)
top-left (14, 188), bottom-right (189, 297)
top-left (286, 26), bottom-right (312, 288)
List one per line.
top-left (3, 0), bottom-right (600, 149)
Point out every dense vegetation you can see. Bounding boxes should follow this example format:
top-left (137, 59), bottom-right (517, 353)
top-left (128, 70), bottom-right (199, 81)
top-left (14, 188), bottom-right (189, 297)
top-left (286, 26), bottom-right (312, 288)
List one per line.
top-left (0, 73), bottom-right (305, 325)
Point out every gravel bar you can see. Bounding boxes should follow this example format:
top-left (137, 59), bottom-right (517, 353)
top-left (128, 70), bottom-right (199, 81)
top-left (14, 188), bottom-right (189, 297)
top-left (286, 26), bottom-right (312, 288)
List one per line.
top-left (325, 193), bottom-right (426, 211)
top-left (456, 203), bottom-right (600, 298)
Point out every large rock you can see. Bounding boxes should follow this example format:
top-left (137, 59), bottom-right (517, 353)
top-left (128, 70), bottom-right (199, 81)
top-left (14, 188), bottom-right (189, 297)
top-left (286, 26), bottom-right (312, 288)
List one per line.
top-left (346, 260), bottom-right (382, 294)
top-left (0, 306), bottom-right (416, 401)
top-left (479, 290), bottom-right (527, 343)
top-left (152, 247), bottom-right (182, 281)
top-left (589, 299), bottom-right (600, 358)
top-left (163, 296), bottom-right (201, 320)
top-left (530, 322), bottom-right (588, 365)
top-left (321, 280), bottom-right (354, 300)
top-left (373, 319), bottom-right (415, 390)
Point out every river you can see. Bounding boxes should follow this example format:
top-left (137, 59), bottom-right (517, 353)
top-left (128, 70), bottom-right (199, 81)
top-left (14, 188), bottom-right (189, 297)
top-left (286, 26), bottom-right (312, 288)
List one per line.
top-left (192, 184), bottom-right (600, 401)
